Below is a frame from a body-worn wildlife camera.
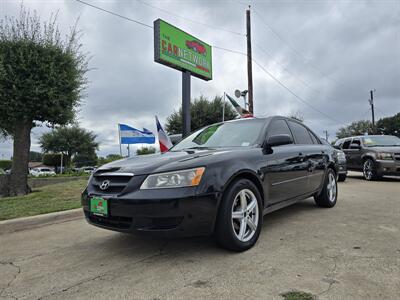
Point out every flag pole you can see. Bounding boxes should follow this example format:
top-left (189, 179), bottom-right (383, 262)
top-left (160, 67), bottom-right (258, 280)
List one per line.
top-left (222, 92), bottom-right (226, 122)
top-left (118, 124), bottom-right (122, 157)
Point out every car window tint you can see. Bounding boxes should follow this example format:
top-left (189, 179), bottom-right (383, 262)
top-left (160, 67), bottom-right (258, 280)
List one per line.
top-left (267, 119), bottom-right (292, 138)
top-left (308, 130), bottom-right (319, 144)
top-left (342, 139), bottom-right (351, 149)
top-left (287, 121), bottom-right (313, 144)
top-left (352, 138), bottom-right (361, 145)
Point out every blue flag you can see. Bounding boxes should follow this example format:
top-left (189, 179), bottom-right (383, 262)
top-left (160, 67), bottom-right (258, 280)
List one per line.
top-left (119, 124), bottom-right (155, 144)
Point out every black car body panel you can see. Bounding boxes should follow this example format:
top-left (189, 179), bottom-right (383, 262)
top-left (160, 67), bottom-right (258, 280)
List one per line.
top-left (82, 117), bottom-right (338, 237)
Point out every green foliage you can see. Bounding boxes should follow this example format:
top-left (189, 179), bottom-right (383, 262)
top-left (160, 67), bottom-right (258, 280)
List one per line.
top-left (42, 153), bottom-right (62, 168)
top-left (98, 154), bottom-right (123, 166)
top-left (0, 6), bottom-right (88, 135)
top-left (29, 151), bottom-right (43, 162)
top-left (165, 95), bottom-right (238, 134)
top-left (0, 160), bottom-right (12, 170)
top-left (137, 147), bottom-right (156, 155)
top-left (376, 112), bottom-right (400, 137)
top-left (39, 125), bottom-right (99, 165)
top-left (336, 120), bottom-right (372, 139)
top-left (73, 151), bottom-right (97, 167)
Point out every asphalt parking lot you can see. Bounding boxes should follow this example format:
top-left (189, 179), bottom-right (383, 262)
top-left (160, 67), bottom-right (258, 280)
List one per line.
top-left (1, 172), bottom-right (399, 300)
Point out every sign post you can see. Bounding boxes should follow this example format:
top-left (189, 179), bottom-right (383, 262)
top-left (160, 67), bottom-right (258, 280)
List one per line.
top-left (182, 71), bottom-right (191, 137)
top-left (154, 19), bottom-right (212, 137)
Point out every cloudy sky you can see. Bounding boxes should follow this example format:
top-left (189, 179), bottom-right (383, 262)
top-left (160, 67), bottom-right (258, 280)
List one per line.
top-left (1, 0), bottom-right (399, 159)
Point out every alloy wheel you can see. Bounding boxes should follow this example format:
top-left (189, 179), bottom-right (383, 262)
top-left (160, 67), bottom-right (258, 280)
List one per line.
top-left (231, 189), bottom-right (259, 242)
top-left (327, 172), bottom-right (337, 203)
top-left (363, 160), bottom-right (373, 180)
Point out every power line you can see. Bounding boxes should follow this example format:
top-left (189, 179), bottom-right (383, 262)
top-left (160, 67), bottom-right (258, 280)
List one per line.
top-left (136, 0), bottom-right (245, 36)
top-left (75, 0), bottom-right (153, 29)
top-left (75, 0), bottom-right (343, 125)
top-left (252, 58), bottom-right (343, 124)
top-left (252, 9), bottom-right (340, 85)
top-left (253, 41), bottom-right (319, 93)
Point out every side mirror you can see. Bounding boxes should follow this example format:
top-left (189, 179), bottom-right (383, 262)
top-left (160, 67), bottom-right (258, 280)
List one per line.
top-left (350, 143), bottom-right (361, 149)
top-left (266, 134), bottom-right (294, 148)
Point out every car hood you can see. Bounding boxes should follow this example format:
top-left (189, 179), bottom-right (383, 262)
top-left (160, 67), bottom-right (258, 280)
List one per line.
top-left (95, 148), bottom-right (232, 175)
top-left (366, 146), bottom-right (400, 153)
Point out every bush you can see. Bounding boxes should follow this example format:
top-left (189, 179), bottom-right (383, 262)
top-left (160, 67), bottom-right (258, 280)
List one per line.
top-left (42, 153), bottom-right (63, 168)
top-left (0, 160), bottom-right (12, 170)
top-left (137, 147), bottom-right (156, 155)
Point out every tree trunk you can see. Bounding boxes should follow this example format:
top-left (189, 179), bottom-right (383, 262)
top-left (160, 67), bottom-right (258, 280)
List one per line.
top-left (9, 121), bottom-right (32, 196)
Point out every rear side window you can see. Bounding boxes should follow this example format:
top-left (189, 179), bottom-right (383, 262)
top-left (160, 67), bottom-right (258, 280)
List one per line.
top-left (267, 119), bottom-right (293, 138)
top-left (308, 130), bottom-right (320, 144)
top-left (352, 138), bottom-right (361, 146)
top-left (342, 139), bottom-right (351, 149)
top-left (287, 121), bottom-right (313, 144)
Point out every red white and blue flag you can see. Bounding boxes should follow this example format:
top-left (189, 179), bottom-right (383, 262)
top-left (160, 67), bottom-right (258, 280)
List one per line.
top-left (155, 116), bottom-right (173, 153)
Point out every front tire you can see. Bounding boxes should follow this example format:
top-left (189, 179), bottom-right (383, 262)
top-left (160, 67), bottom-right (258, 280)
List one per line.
top-left (214, 179), bottom-right (262, 252)
top-left (314, 168), bottom-right (337, 208)
top-left (363, 159), bottom-right (381, 181)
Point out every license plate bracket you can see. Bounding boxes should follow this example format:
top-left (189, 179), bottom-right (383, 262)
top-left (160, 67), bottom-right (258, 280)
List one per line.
top-left (90, 197), bottom-right (108, 217)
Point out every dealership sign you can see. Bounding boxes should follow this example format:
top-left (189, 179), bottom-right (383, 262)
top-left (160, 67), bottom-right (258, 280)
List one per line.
top-left (154, 19), bottom-right (212, 81)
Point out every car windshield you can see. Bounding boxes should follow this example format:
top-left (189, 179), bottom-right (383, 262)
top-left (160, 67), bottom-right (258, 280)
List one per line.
top-left (41, 168), bottom-right (51, 172)
top-left (362, 135), bottom-right (400, 147)
top-left (171, 119), bottom-right (265, 151)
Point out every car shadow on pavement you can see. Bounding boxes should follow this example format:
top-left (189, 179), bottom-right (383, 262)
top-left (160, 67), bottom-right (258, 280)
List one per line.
top-left (98, 199), bottom-right (319, 255)
top-left (348, 172), bottom-right (400, 182)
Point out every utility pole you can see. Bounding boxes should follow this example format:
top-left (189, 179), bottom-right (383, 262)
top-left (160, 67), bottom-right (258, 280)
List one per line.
top-left (369, 90), bottom-right (375, 134)
top-left (323, 130), bottom-right (329, 142)
top-left (246, 6), bottom-right (254, 115)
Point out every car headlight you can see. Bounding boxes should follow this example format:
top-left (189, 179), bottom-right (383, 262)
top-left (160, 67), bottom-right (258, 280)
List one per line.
top-left (376, 152), bottom-right (393, 160)
top-left (140, 167), bottom-right (205, 189)
top-left (337, 151), bottom-right (346, 161)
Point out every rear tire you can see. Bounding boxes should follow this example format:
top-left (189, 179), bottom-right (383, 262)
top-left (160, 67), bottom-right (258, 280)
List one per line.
top-left (214, 179), bottom-right (262, 252)
top-left (314, 168), bottom-right (337, 208)
top-left (363, 159), bottom-right (381, 181)
top-left (338, 174), bottom-right (347, 182)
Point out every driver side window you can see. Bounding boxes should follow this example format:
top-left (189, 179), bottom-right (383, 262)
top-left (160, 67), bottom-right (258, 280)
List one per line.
top-left (267, 119), bottom-right (293, 140)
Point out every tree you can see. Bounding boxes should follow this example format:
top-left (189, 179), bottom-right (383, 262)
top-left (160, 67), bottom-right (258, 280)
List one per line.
top-left (29, 151), bottom-right (43, 162)
top-left (165, 95), bottom-right (238, 134)
top-left (42, 153), bottom-right (62, 169)
top-left (73, 151), bottom-right (98, 167)
top-left (376, 112), bottom-right (400, 137)
top-left (0, 6), bottom-right (88, 196)
top-left (98, 154), bottom-right (123, 166)
top-left (336, 120), bottom-right (372, 139)
top-left (288, 111), bottom-right (304, 123)
top-left (40, 126), bottom-right (98, 166)
top-left (137, 147), bottom-right (156, 155)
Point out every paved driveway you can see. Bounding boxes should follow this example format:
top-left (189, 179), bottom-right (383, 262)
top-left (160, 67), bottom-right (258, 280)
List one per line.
top-left (1, 172), bottom-right (399, 299)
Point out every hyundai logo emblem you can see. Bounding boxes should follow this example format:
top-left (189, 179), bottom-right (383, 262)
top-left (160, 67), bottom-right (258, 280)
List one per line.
top-left (100, 180), bottom-right (110, 190)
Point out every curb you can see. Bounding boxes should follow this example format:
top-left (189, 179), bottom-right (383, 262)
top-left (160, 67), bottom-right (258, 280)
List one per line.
top-left (0, 208), bottom-right (84, 235)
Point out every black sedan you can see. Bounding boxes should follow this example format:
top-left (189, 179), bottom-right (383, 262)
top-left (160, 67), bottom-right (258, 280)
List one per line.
top-left (82, 117), bottom-right (339, 251)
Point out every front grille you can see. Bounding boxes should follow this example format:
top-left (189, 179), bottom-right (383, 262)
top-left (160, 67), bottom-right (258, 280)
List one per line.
top-left (92, 173), bottom-right (133, 194)
top-left (135, 216), bottom-right (184, 230)
top-left (88, 213), bottom-right (132, 230)
top-left (394, 153), bottom-right (400, 161)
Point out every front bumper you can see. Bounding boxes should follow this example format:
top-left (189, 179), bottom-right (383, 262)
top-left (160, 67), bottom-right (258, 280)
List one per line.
top-left (81, 188), bottom-right (221, 238)
top-left (375, 160), bottom-right (400, 176)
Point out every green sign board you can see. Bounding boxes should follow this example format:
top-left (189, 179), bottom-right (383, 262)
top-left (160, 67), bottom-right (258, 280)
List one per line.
top-left (154, 19), bottom-right (212, 81)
